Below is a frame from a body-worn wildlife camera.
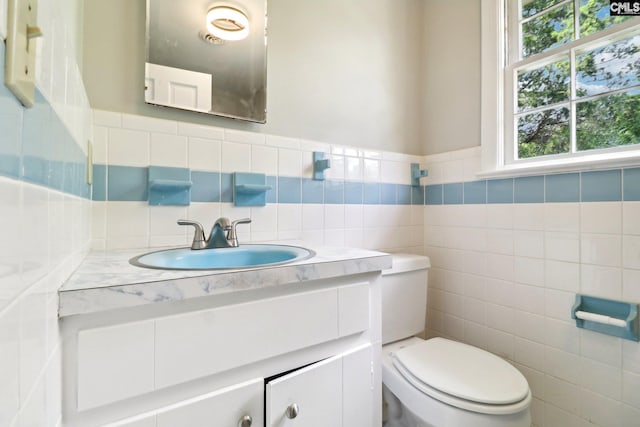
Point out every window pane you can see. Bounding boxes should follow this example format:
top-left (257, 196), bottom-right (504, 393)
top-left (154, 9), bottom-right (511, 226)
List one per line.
top-left (518, 58), bottom-right (570, 111)
top-left (518, 107), bottom-right (571, 158)
top-left (580, 0), bottom-right (632, 38)
top-left (576, 89), bottom-right (640, 151)
top-left (522, 0), bottom-right (567, 18)
top-left (522, 4), bottom-right (574, 57)
top-left (576, 34), bottom-right (640, 97)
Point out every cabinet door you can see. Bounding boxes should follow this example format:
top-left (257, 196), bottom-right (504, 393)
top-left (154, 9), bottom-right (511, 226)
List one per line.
top-left (266, 356), bottom-right (343, 427)
top-left (266, 344), bottom-right (374, 427)
top-left (156, 378), bottom-right (263, 427)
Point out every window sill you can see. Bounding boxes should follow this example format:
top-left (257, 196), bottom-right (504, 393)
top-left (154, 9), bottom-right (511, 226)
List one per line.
top-left (478, 151), bottom-right (640, 179)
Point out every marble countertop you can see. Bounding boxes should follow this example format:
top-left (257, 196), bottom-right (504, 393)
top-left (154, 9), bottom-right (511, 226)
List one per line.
top-left (59, 243), bottom-right (392, 318)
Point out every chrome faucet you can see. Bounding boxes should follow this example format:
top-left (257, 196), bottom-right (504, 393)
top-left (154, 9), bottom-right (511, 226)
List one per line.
top-left (178, 217), bottom-right (251, 249)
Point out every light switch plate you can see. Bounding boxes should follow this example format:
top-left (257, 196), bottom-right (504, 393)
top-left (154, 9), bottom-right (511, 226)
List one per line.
top-left (5, 0), bottom-right (40, 107)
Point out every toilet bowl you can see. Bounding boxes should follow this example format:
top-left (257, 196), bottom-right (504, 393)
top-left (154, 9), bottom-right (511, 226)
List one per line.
top-left (381, 254), bottom-right (531, 427)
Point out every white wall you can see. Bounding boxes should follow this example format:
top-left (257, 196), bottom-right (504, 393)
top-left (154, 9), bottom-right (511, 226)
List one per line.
top-left (82, 0), bottom-right (427, 155)
top-left (0, 0), bottom-right (92, 425)
top-left (421, 0), bottom-right (481, 155)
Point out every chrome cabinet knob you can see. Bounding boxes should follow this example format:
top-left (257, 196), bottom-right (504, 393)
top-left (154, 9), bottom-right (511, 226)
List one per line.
top-left (238, 414), bottom-right (252, 427)
top-left (286, 403), bottom-right (300, 419)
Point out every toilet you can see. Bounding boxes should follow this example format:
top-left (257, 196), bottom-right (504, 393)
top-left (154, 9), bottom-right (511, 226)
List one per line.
top-left (381, 254), bottom-right (532, 427)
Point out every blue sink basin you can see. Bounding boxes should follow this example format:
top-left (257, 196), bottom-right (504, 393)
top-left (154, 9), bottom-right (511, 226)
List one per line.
top-left (130, 244), bottom-right (314, 270)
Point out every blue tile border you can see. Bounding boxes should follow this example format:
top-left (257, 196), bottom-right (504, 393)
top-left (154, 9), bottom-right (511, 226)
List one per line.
top-left (191, 171), bottom-right (220, 202)
top-left (325, 180), bottom-right (344, 204)
top-left (278, 177), bottom-right (302, 204)
top-left (545, 173), bottom-right (580, 203)
top-left (345, 182), bottom-right (364, 204)
top-left (363, 183), bottom-right (381, 204)
top-left (425, 184), bottom-right (443, 205)
top-left (380, 183), bottom-right (397, 204)
top-left (514, 176), bottom-right (544, 203)
top-left (581, 170), bottom-right (622, 202)
top-left (397, 184), bottom-right (412, 205)
top-left (487, 178), bottom-right (514, 204)
top-left (443, 183), bottom-right (463, 205)
top-left (464, 180), bottom-right (487, 204)
top-left (624, 168), bottom-right (640, 201)
top-left (93, 164), bottom-right (639, 206)
top-left (302, 178), bottom-right (324, 204)
top-left (107, 165), bottom-right (148, 201)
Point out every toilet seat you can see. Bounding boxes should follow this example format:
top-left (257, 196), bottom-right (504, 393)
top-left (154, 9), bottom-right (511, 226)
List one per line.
top-left (391, 337), bottom-right (531, 415)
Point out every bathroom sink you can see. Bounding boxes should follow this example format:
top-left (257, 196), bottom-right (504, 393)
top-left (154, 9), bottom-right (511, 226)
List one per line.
top-left (130, 244), bottom-right (314, 270)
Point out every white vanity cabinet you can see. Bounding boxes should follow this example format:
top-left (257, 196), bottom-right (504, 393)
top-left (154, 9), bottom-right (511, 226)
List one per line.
top-left (61, 272), bottom-right (382, 427)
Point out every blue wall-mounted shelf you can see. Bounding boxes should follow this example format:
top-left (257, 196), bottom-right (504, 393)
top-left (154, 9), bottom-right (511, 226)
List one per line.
top-left (571, 294), bottom-right (639, 341)
top-left (148, 166), bottom-right (192, 206)
top-left (313, 152), bottom-right (331, 181)
top-left (411, 163), bottom-right (428, 187)
top-left (233, 172), bottom-right (271, 206)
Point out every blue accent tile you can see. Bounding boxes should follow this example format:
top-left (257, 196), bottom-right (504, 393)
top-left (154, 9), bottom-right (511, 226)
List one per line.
top-left (49, 160), bottom-right (64, 191)
top-left (325, 180), bottom-right (344, 204)
top-left (0, 44), bottom-right (22, 179)
top-left (397, 185), bottom-right (412, 205)
top-left (92, 164), bottom-right (107, 201)
top-left (278, 177), bottom-right (302, 203)
top-left (411, 186), bottom-right (425, 205)
top-left (545, 173), bottom-right (580, 202)
top-left (21, 91), bottom-right (51, 186)
top-left (363, 183), bottom-right (380, 204)
top-left (514, 176), bottom-right (544, 203)
top-left (624, 168), bottom-right (640, 201)
top-left (443, 183), bottom-right (463, 205)
top-left (107, 165), bottom-right (148, 201)
top-left (487, 178), bottom-right (514, 204)
top-left (464, 180), bottom-right (487, 204)
top-left (220, 173), bottom-right (233, 202)
top-left (302, 178), bottom-right (324, 204)
top-left (425, 184), bottom-right (443, 205)
top-left (344, 182), bottom-right (363, 204)
top-left (581, 170), bottom-right (622, 202)
top-left (63, 160), bottom-right (77, 195)
top-left (381, 183), bottom-right (397, 204)
top-left (191, 171), bottom-right (220, 202)
top-left (233, 172), bottom-right (269, 207)
top-left (266, 176), bottom-right (277, 203)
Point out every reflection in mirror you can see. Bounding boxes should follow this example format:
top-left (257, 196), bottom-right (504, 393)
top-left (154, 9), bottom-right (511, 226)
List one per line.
top-left (145, 0), bottom-right (267, 123)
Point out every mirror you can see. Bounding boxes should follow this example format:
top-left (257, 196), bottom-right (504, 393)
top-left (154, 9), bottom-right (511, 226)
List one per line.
top-left (145, 0), bottom-right (267, 123)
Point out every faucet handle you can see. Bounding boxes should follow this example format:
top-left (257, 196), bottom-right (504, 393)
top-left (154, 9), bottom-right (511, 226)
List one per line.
top-left (232, 218), bottom-right (252, 227)
top-left (177, 219), bottom-right (206, 250)
top-left (228, 218), bottom-right (252, 247)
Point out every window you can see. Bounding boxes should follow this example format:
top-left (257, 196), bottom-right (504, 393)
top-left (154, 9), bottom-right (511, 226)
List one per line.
top-left (483, 0), bottom-right (640, 173)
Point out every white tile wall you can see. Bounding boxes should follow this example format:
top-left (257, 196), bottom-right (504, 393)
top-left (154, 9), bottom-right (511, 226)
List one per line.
top-left (0, 0), bottom-right (93, 425)
top-left (423, 148), bottom-right (640, 427)
top-left (92, 110), bottom-right (425, 255)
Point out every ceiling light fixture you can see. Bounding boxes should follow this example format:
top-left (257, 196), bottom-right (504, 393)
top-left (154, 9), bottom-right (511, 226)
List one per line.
top-left (206, 6), bottom-right (250, 41)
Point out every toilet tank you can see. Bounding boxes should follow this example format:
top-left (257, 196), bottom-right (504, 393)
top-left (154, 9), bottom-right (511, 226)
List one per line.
top-left (381, 254), bottom-right (431, 345)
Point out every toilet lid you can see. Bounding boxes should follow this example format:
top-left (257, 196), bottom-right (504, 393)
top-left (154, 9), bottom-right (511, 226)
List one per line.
top-left (392, 337), bottom-right (529, 405)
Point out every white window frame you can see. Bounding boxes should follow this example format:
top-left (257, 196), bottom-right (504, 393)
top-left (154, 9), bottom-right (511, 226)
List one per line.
top-left (480, 0), bottom-right (640, 177)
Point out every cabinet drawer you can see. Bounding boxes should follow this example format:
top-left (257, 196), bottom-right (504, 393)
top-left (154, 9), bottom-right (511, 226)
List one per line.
top-left (107, 378), bottom-right (263, 427)
top-left (155, 287), bottom-right (340, 388)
